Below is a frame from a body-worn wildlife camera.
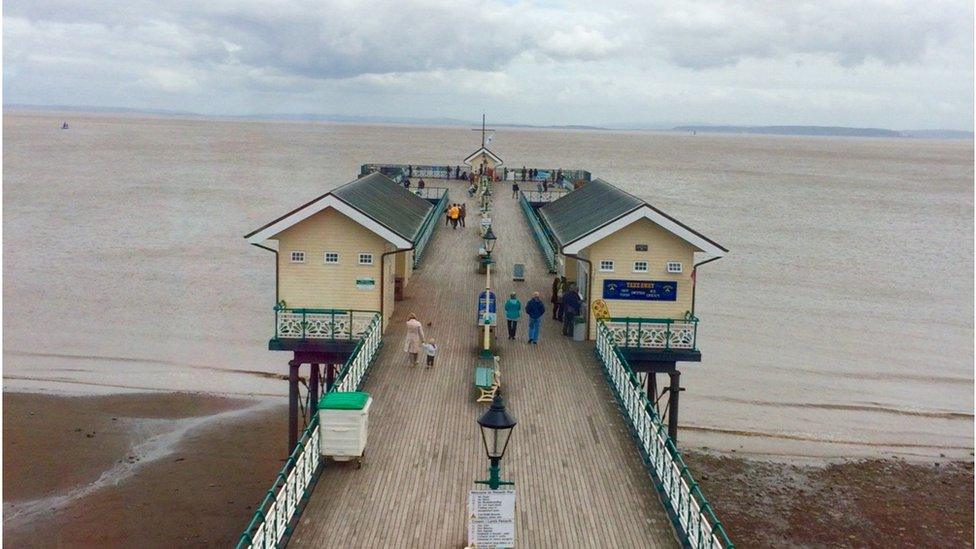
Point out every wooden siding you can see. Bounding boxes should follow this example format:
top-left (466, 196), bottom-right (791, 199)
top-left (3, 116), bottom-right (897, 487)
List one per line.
top-left (290, 178), bottom-right (677, 549)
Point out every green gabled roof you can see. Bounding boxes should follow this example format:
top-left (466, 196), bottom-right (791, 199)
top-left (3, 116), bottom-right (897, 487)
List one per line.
top-left (538, 178), bottom-right (644, 247)
top-left (333, 172), bottom-right (433, 242)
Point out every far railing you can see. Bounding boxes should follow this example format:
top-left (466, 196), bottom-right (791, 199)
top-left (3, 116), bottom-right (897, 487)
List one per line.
top-left (413, 187), bottom-right (449, 267)
top-left (503, 168), bottom-right (591, 185)
top-left (518, 192), bottom-right (557, 273)
top-left (596, 320), bottom-right (732, 549)
top-left (238, 313), bottom-right (382, 549)
top-left (520, 189), bottom-right (570, 204)
top-left (602, 316), bottom-right (699, 351)
top-left (273, 306), bottom-right (379, 341)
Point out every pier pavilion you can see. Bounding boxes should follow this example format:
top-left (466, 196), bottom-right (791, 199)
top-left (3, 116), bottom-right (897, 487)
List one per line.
top-left (240, 151), bottom-right (731, 548)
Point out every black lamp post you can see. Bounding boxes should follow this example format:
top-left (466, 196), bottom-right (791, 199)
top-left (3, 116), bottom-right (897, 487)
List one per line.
top-left (482, 227), bottom-right (497, 263)
top-left (475, 394), bottom-right (517, 490)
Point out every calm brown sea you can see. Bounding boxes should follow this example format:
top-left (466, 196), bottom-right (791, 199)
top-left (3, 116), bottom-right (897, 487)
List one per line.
top-left (3, 111), bottom-right (973, 460)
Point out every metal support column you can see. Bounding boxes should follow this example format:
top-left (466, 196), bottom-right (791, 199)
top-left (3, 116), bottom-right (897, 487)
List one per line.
top-left (667, 370), bottom-right (681, 443)
top-left (309, 364), bottom-right (320, 419)
top-left (648, 373), bottom-right (657, 407)
top-left (326, 363), bottom-right (336, 392)
top-left (288, 359), bottom-right (300, 453)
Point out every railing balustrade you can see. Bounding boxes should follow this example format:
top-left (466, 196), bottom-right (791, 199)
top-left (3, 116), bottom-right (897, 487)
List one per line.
top-left (518, 192), bottom-right (557, 273)
top-left (595, 321), bottom-right (732, 548)
top-left (273, 307), bottom-right (379, 341)
top-left (602, 317), bottom-right (699, 351)
top-left (238, 313), bottom-right (383, 549)
top-left (519, 189), bottom-right (570, 204)
top-left (413, 188), bottom-right (449, 267)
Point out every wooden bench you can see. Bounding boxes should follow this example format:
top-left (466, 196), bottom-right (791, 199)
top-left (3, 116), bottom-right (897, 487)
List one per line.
top-left (474, 356), bottom-right (501, 402)
top-left (512, 263), bottom-right (525, 281)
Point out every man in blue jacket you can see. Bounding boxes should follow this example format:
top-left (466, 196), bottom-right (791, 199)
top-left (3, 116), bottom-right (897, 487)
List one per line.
top-left (561, 285), bottom-right (582, 337)
top-left (524, 292), bottom-right (546, 344)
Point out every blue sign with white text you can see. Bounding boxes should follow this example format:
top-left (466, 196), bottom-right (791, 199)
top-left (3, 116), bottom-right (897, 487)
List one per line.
top-left (602, 280), bottom-right (677, 301)
top-left (477, 290), bottom-right (497, 325)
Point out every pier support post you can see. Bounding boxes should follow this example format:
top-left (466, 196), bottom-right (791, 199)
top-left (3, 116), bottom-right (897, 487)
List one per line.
top-left (647, 373), bottom-right (657, 407)
top-left (326, 363), bottom-right (336, 392)
top-left (288, 360), bottom-right (299, 454)
top-left (309, 364), bottom-right (320, 419)
top-left (667, 370), bottom-right (680, 443)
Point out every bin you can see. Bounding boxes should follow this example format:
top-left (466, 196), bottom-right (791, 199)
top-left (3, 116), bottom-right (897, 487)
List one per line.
top-left (318, 391), bottom-right (372, 467)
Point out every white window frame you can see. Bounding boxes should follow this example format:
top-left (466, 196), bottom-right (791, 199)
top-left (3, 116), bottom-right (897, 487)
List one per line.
top-left (598, 259), bottom-right (615, 272)
top-left (290, 251), bottom-right (306, 264)
top-left (667, 261), bottom-right (683, 274)
top-left (323, 251), bottom-right (340, 265)
top-left (358, 252), bottom-right (374, 266)
top-left (633, 260), bottom-right (649, 273)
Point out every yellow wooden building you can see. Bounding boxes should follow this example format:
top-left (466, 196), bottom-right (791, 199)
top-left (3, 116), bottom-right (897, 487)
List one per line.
top-left (536, 178), bottom-right (727, 341)
top-left (463, 146), bottom-right (503, 179)
top-left (245, 172), bottom-right (437, 343)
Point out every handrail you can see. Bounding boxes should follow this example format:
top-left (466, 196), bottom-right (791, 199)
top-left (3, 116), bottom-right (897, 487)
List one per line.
top-left (602, 316), bottom-right (699, 351)
top-left (595, 320), bottom-right (732, 548)
top-left (237, 313), bottom-right (383, 548)
top-left (519, 189), bottom-right (570, 204)
top-left (518, 192), bottom-right (557, 273)
top-left (413, 188), bottom-right (450, 268)
top-left (273, 308), bottom-right (380, 341)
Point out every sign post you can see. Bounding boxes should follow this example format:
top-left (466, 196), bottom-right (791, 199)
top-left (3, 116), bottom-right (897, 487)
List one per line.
top-left (467, 489), bottom-right (516, 548)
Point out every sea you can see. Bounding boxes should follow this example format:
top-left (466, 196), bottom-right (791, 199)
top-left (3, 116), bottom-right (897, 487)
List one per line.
top-left (3, 111), bottom-right (973, 460)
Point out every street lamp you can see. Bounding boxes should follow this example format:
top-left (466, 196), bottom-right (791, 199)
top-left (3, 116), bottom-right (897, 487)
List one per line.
top-left (476, 394), bottom-right (517, 490)
top-left (483, 227), bottom-right (497, 258)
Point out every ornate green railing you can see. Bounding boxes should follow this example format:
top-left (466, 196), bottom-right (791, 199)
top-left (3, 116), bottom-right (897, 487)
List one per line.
top-left (413, 187), bottom-right (449, 268)
top-left (602, 316), bottom-right (699, 351)
top-left (238, 312), bottom-right (383, 549)
top-left (596, 320), bottom-right (732, 548)
top-left (273, 306), bottom-right (379, 341)
top-left (518, 192), bottom-right (557, 273)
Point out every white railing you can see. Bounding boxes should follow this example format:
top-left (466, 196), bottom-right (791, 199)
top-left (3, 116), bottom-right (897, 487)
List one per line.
top-left (519, 189), bottom-right (570, 203)
top-left (596, 321), bottom-right (732, 548)
top-left (601, 317), bottom-right (698, 351)
top-left (238, 313), bottom-right (383, 549)
top-left (274, 308), bottom-right (378, 341)
top-left (412, 186), bottom-right (448, 200)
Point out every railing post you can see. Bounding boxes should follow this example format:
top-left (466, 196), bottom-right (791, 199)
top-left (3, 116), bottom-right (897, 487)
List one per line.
top-left (665, 319), bottom-right (671, 351)
top-left (348, 310), bottom-right (353, 340)
top-left (302, 310), bottom-right (307, 340)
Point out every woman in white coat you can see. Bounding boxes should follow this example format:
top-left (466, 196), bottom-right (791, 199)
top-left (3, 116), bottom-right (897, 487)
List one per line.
top-left (403, 313), bottom-right (426, 366)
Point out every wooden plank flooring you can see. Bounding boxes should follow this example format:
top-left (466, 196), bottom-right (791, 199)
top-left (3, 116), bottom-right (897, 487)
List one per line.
top-left (290, 180), bottom-right (677, 548)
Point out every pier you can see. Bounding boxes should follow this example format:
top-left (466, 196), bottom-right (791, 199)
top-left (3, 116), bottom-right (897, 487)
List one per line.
top-left (240, 142), bottom-right (730, 548)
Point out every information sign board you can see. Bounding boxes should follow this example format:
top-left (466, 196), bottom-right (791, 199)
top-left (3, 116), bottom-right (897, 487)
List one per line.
top-left (602, 279), bottom-right (677, 301)
top-left (468, 490), bottom-right (515, 548)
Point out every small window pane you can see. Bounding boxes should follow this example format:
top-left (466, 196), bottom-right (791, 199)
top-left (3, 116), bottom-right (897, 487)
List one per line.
top-left (599, 260), bottom-right (614, 272)
top-left (358, 253), bottom-right (374, 265)
top-left (324, 252), bottom-right (340, 264)
top-left (667, 261), bottom-right (683, 273)
top-left (290, 251), bottom-right (306, 263)
top-left (633, 261), bottom-right (648, 273)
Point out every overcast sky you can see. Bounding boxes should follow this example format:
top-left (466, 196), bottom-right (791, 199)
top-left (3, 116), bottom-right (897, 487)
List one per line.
top-left (4, 0), bottom-right (974, 129)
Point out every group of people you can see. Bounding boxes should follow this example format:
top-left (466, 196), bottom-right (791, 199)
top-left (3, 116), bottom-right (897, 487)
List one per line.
top-left (501, 277), bottom-right (584, 343)
top-left (445, 203), bottom-right (466, 229)
top-left (403, 314), bottom-right (437, 368)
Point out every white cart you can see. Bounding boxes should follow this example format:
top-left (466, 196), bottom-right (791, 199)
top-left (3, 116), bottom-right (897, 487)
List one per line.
top-left (318, 391), bottom-right (372, 468)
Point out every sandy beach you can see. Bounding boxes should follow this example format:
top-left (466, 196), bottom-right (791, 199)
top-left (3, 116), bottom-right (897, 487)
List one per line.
top-left (3, 390), bottom-right (972, 547)
top-left (3, 392), bottom-right (286, 547)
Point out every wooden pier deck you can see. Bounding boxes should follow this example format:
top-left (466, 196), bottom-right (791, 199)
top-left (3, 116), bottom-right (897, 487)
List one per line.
top-left (290, 179), bottom-right (678, 548)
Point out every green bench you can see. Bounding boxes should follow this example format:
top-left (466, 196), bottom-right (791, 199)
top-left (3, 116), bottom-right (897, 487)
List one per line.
top-left (474, 357), bottom-right (500, 402)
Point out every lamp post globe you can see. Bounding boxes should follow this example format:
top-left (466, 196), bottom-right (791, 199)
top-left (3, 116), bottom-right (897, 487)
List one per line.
top-left (477, 394), bottom-right (517, 490)
top-left (483, 227), bottom-right (498, 255)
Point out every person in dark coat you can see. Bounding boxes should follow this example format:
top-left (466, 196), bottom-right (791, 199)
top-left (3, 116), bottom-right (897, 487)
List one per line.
top-left (550, 276), bottom-right (564, 320)
top-left (561, 285), bottom-right (582, 337)
top-left (525, 292), bottom-right (546, 344)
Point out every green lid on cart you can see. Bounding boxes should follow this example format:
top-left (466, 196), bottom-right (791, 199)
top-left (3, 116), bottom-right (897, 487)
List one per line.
top-left (319, 391), bottom-right (370, 410)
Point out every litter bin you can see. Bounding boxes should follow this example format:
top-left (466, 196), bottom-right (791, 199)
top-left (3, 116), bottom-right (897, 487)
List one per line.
top-left (318, 391), bottom-right (372, 468)
top-left (394, 277), bottom-right (404, 301)
top-left (573, 319), bottom-right (587, 341)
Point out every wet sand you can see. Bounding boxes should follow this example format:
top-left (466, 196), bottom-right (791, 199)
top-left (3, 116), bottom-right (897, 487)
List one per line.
top-left (684, 450), bottom-right (974, 548)
top-left (3, 392), bottom-right (286, 547)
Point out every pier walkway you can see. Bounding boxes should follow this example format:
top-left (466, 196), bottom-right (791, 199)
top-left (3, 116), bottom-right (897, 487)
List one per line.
top-left (289, 179), bottom-right (677, 547)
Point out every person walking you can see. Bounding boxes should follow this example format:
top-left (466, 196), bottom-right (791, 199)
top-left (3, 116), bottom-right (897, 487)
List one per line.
top-left (448, 204), bottom-right (460, 229)
top-left (525, 291), bottom-right (546, 344)
top-left (551, 276), bottom-right (564, 320)
top-left (459, 203), bottom-right (467, 227)
top-left (504, 293), bottom-right (522, 340)
top-left (422, 338), bottom-right (437, 370)
top-left (403, 313), bottom-right (426, 366)
top-left (561, 285), bottom-right (582, 337)
top-left (512, 181), bottom-right (520, 199)
top-left (418, 178), bottom-right (426, 190)
top-left (445, 203), bottom-right (453, 226)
